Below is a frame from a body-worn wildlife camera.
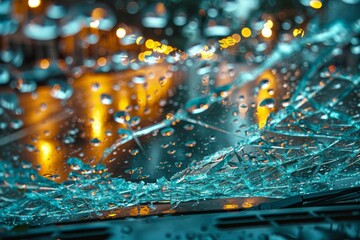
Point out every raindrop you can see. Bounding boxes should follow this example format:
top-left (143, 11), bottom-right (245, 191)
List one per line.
top-left (132, 75), bottom-right (146, 84)
top-left (239, 103), bottom-right (248, 114)
top-left (10, 119), bottom-right (23, 129)
top-left (183, 124), bottom-right (194, 131)
top-left (130, 149), bottom-right (139, 156)
top-left (259, 79), bottom-right (270, 89)
top-left (11, 79), bottom-right (37, 93)
top-left (90, 138), bottom-right (101, 146)
top-left (185, 140), bottom-right (197, 147)
top-left (114, 111), bottom-right (130, 124)
top-left (101, 93), bottom-right (113, 105)
top-left (159, 76), bottom-right (168, 86)
top-left (67, 157), bottom-right (84, 171)
top-left (49, 80), bottom-right (73, 100)
top-left (175, 162), bottom-right (183, 168)
top-left (160, 127), bottom-right (175, 137)
top-left (167, 149), bottom-right (176, 155)
top-left (117, 128), bottom-right (131, 138)
top-left (185, 96), bottom-right (210, 114)
top-left (63, 135), bottom-right (75, 144)
top-left (25, 144), bottom-right (36, 152)
top-left (129, 116), bottom-right (140, 127)
top-left (281, 98), bottom-right (290, 107)
top-left (91, 82), bottom-right (100, 91)
top-left (259, 98), bottom-right (275, 108)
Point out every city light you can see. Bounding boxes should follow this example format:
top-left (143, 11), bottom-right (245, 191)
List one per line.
top-left (28, 0), bottom-right (41, 8)
top-left (310, 0), bottom-right (322, 9)
top-left (241, 27), bottom-right (252, 38)
top-left (116, 28), bottom-right (126, 38)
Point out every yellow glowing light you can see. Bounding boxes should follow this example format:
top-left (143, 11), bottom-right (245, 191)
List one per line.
top-left (200, 46), bottom-right (214, 60)
top-left (153, 41), bottom-right (161, 48)
top-left (118, 89), bottom-right (129, 110)
top-left (37, 140), bottom-right (54, 177)
top-left (136, 36), bottom-right (143, 45)
top-left (28, 0), bottom-right (41, 8)
top-left (90, 20), bottom-right (100, 28)
top-left (261, 27), bottom-right (272, 38)
top-left (241, 27), bottom-right (252, 38)
top-left (293, 28), bottom-right (305, 37)
top-left (310, 0), bottom-right (322, 9)
top-left (164, 46), bottom-right (173, 54)
top-left (91, 109), bottom-right (103, 138)
top-left (39, 59), bottom-right (50, 69)
top-left (97, 57), bottom-right (107, 67)
top-left (256, 71), bottom-right (276, 129)
top-left (138, 52), bottom-right (145, 61)
top-left (145, 39), bottom-right (154, 49)
top-left (39, 141), bottom-right (51, 157)
top-left (242, 202), bottom-right (253, 208)
top-left (264, 20), bottom-right (274, 29)
top-left (224, 204), bottom-right (239, 210)
top-left (116, 28), bottom-right (126, 38)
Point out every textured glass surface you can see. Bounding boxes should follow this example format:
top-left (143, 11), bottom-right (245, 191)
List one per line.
top-left (0, 0), bottom-right (359, 229)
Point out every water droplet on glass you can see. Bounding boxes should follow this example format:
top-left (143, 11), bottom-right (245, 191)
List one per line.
top-left (183, 124), bottom-right (194, 131)
top-left (11, 79), bottom-right (37, 93)
top-left (114, 111), bottom-right (130, 124)
top-left (91, 83), bottom-right (100, 91)
top-left (185, 96), bottom-right (210, 114)
top-left (239, 103), bottom-right (248, 114)
top-left (281, 98), bottom-right (290, 107)
top-left (100, 93), bottom-right (112, 105)
top-left (49, 80), bottom-right (73, 100)
top-left (130, 149), bottom-right (139, 156)
top-left (160, 127), bottom-right (175, 137)
top-left (259, 79), bottom-right (270, 89)
top-left (117, 128), bottom-right (131, 139)
top-left (25, 144), bottom-right (36, 152)
top-left (185, 140), bottom-right (196, 147)
top-left (259, 98), bottom-right (275, 108)
top-left (10, 119), bottom-right (23, 129)
top-left (67, 157), bottom-right (84, 171)
top-left (129, 116), bottom-right (140, 127)
top-left (90, 138), bottom-right (101, 146)
top-left (132, 75), bottom-right (146, 84)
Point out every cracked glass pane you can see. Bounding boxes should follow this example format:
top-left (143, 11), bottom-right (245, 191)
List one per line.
top-left (0, 0), bottom-right (359, 229)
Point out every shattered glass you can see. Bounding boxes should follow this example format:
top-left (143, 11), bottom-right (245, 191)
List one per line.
top-left (0, 0), bottom-right (359, 230)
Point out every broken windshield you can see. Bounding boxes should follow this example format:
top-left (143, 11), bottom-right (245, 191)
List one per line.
top-left (0, 0), bottom-right (359, 230)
